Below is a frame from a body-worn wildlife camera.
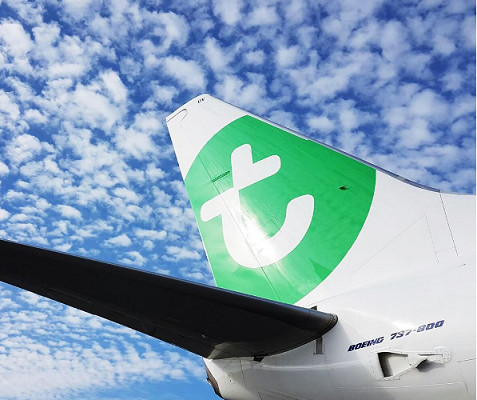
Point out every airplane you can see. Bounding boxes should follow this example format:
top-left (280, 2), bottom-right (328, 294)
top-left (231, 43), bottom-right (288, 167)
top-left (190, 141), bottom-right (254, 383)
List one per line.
top-left (0, 94), bottom-right (474, 400)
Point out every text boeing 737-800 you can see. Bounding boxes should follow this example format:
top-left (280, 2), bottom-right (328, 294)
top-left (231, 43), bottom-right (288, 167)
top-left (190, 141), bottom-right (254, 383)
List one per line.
top-left (0, 94), bottom-right (474, 400)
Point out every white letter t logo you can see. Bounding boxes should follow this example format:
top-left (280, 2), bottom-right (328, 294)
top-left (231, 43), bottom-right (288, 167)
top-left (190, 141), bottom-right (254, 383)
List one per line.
top-left (200, 144), bottom-right (314, 269)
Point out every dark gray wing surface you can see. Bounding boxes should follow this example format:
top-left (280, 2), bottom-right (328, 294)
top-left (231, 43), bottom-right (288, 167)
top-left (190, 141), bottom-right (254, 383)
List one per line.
top-left (0, 239), bottom-right (337, 359)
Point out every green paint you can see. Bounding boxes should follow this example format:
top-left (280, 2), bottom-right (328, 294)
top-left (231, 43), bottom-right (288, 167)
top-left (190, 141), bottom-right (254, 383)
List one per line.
top-left (185, 115), bottom-right (376, 304)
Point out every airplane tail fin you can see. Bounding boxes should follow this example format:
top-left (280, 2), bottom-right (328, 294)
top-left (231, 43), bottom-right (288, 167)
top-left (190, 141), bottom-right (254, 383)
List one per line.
top-left (166, 95), bottom-right (472, 305)
top-left (166, 95), bottom-right (376, 304)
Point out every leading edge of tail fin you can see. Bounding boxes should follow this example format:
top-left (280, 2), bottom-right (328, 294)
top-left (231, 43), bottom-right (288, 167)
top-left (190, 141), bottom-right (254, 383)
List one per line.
top-left (166, 95), bottom-right (376, 304)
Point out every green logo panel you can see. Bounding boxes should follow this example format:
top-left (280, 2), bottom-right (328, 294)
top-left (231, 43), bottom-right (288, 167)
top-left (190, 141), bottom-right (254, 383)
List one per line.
top-left (185, 115), bottom-right (376, 304)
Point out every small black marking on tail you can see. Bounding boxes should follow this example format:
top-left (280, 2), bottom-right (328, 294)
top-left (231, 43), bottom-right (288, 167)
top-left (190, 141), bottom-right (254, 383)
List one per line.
top-left (212, 170), bottom-right (230, 183)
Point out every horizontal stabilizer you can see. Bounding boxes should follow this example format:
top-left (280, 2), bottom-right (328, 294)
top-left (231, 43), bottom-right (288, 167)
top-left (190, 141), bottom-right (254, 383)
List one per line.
top-left (0, 239), bottom-right (337, 359)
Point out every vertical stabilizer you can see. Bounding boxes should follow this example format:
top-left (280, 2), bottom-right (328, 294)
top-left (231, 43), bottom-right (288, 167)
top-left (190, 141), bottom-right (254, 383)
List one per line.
top-left (167, 95), bottom-right (474, 306)
top-left (166, 95), bottom-right (376, 304)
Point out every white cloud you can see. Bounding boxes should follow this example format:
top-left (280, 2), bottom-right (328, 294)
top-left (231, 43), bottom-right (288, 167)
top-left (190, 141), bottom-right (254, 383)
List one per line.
top-left (0, 209), bottom-right (10, 221)
top-left (448, 168), bottom-right (477, 190)
top-left (179, 264), bottom-right (213, 283)
top-left (461, 15), bottom-right (476, 49)
top-left (132, 111), bottom-right (162, 134)
top-left (119, 56), bottom-right (142, 81)
top-left (0, 90), bottom-right (20, 120)
top-left (62, 0), bottom-right (96, 19)
top-left (146, 164), bottom-right (165, 181)
top-left (321, 15), bottom-right (352, 45)
top-left (18, 291), bottom-right (42, 306)
top-left (142, 240), bottom-right (154, 250)
top-left (283, 0), bottom-right (307, 25)
top-left (453, 94), bottom-right (476, 120)
top-left (69, 84), bottom-right (123, 131)
top-left (19, 158), bottom-right (61, 178)
top-left (399, 118), bottom-right (435, 149)
top-left (54, 242), bottom-right (72, 252)
top-left (119, 250), bottom-right (146, 266)
top-left (0, 161), bottom-right (9, 175)
top-left (267, 110), bottom-right (297, 131)
top-left (338, 130), bottom-right (366, 155)
top-left (212, 0), bottom-right (243, 25)
top-left (152, 188), bottom-right (172, 207)
top-left (307, 115), bottom-right (335, 134)
top-left (339, 108), bottom-right (359, 131)
top-left (441, 72), bottom-right (463, 92)
top-left (383, 106), bottom-right (408, 128)
top-left (162, 57), bottom-right (206, 90)
top-left (164, 245), bottom-right (201, 261)
top-left (159, 206), bottom-right (197, 233)
top-left (10, 213), bottom-right (31, 223)
top-left (105, 234), bottom-right (132, 247)
top-left (203, 37), bottom-right (232, 73)
top-left (432, 34), bottom-right (456, 55)
top-left (139, 39), bottom-right (161, 70)
top-left (114, 126), bottom-right (158, 160)
top-left (57, 35), bottom-right (85, 60)
top-left (113, 187), bottom-right (141, 204)
top-left (4, 76), bottom-right (34, 101)
top-left (151, 12), bottom-right (190, 51)
top-left (379, 20), bottom-right (410, 63)
top-left (24, 109), bottom-right (47, 124)
top-left (6, 134), bottom-right (42, 165)
top-left (135, 228), bottom-right (167, 241)
top-left (48, 62), bottom-right (86, 78)
top-left (57, 205), bottom-right (82, 220)
top-left (275, 45), bottom-right (301, 68)
top-left (247, 5), bottom-right (280, 27)
top-left (349, 20), bottom-right (379, 49)
top-left (32, 22), bottom-right (60, 57)
top-left (244, 50), bottom-right (265, 65)
top-left (0, 20), bottom-right (33, 61)
top-left (215, 74), bottom-right (268, 113)
top-left (288, 53), bottom-right (367, 101)
top-left (101, 70), bottom-right (128, 103)
top-left (169, 180), bottom-right (188, 203)
top-left (148, 83), bottom-right (178, 106)
top-left (409, 89), bottom-right (448, 120)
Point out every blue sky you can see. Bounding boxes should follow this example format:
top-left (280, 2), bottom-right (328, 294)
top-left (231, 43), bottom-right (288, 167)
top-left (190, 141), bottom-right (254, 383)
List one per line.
top-left (0, 0), bottom-right (475, 398)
